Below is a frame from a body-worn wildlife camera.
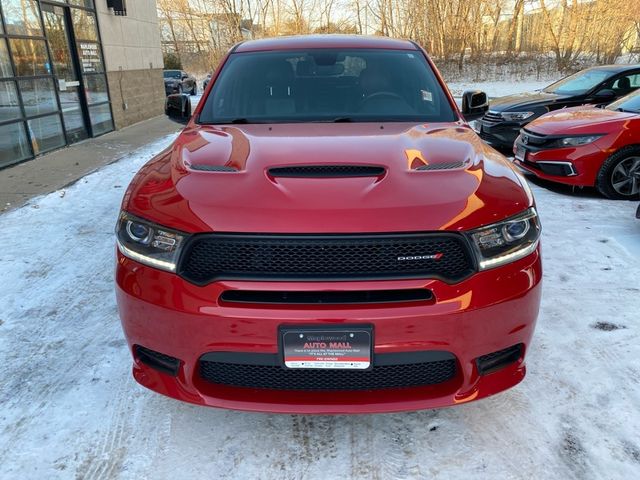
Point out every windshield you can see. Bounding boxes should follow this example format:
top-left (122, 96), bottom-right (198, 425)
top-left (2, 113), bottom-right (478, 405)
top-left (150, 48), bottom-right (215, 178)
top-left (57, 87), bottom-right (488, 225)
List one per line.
top-left (198, 49), bottom-right (457, 124)
top-left (164, 70), bottom-right (181, 79)
top-left (543, 69), bottom-right (612, 95)
top-left (606, 89), bottom-right (640, 113)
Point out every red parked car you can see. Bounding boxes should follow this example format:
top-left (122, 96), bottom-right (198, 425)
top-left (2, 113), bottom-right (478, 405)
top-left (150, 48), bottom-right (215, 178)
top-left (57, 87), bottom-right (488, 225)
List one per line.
top-left (514, 89), bottom-right (640, 199)
top-left (116, 35), bottom-right (542, 414)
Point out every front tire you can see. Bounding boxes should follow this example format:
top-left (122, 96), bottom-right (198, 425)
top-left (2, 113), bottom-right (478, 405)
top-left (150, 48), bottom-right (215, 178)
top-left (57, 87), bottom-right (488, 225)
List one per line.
top-left (595, 146), bottom-right (640, 200)
top-left (190, 84), bottom-right (197, 95)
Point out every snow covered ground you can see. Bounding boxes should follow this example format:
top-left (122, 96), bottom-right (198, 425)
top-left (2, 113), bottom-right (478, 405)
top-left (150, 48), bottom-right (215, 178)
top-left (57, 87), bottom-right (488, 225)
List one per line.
top-left (447, 80), bottom-right (551, 99)
top-left (1, 131), bottom-right (639, 480)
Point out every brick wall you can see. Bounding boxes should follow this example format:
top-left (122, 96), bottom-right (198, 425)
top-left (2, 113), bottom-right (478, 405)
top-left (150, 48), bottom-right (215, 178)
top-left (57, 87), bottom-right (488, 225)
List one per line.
top-left (106, 68), bottom-right (165, 129)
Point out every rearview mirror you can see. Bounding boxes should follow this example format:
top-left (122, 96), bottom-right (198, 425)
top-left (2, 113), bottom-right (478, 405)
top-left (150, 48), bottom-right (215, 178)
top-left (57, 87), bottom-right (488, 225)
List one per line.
top-left (165, 93), bottom-right (191, 124)
top-left (592, 89), bottom-right (616, 102)
top-left (461, 90), bottom-right (489, 122)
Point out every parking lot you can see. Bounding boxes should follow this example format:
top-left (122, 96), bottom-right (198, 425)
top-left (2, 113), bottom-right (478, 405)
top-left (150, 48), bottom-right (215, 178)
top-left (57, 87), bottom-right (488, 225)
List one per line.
top-left (0, 127), bottom-right (639, 479)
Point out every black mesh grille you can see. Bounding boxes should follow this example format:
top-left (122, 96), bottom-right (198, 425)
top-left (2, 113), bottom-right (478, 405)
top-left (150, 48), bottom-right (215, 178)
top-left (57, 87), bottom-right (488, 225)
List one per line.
top-left (178, 233), bottom-right (475, 284)
top-left (268, 165), bottom-right (385, 177)
top-left (199, 359), bottom-right (456, 391)
top-left (189, 164), bottom-right (237, 172)
top-left (481, 111), bottom-right (503, 124)
top-left (416, 161), bottom-right (466, 171)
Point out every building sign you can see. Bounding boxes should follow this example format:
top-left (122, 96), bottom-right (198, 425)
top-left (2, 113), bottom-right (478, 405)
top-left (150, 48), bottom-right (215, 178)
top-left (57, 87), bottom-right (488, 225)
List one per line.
top-left (79, 43), bottom-right (102, 73)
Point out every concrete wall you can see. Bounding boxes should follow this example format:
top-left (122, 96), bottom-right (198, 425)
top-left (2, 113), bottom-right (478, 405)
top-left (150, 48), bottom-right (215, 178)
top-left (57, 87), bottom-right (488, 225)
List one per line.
top-left (95, 0), bottom-right (165, 129)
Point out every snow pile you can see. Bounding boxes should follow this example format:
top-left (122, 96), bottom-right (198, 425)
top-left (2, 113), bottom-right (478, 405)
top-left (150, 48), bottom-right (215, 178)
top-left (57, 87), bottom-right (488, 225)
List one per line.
top-left (0, 136), bottom-right (639, 479)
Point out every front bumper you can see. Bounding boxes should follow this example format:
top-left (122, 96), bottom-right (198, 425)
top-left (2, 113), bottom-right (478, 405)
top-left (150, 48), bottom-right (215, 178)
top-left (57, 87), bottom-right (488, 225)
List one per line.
top-left (164, 83), bottom-right (179, 95)
top-left (513, 138), bottom-right (607, 187)
top-left (116, 248), bottom-right (542, 414)
top-left (476, 120), bottom-right (522, 150)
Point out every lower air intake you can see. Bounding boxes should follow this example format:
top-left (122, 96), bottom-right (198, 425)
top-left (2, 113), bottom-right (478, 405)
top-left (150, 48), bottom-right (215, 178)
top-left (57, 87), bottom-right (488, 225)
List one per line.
top-left (268, 165), bottom-right (385, 178)
top-left (135, 345), bottom-right (181, 376)
top-left (199, 352), bottom-right (457, 391)
top-left (476, 344), bottom-right (523, 375)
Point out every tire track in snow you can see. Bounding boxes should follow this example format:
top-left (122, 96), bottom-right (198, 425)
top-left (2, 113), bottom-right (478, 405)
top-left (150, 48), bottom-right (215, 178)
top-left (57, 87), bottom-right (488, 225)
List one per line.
top-left (76, 378), bottom-right (131, 480)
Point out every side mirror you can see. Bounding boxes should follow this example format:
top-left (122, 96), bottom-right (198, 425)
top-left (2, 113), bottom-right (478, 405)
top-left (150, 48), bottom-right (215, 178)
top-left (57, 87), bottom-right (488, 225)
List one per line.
top-left (592, 89), bottom-right (616, 102)
top-left (165, 93), bottom-right (191, 124)
top-left (182, 74), bottom-right (189, 80)
top-left (461, 90), bottom-right (489, 122)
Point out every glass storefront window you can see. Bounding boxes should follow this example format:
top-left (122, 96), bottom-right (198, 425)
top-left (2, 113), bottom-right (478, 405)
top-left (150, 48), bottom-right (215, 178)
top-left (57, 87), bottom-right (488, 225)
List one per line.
top-left (42, 5), bottom-right (76, 80)
top-left (70, 8), bottom-right (98, 41)
top-left (0, 80), bottom-right (21, 122)
top-left (9, 39), bottom-right (51, 76)
top-left (0, 121), bottom-right (31, 168)
top-left (69, 0), bottom-right (95, 8)
top-left (18, 77), bottom-right (59, 117)
top-left (83, 74), bottom-right (108, 104)
top-left (62, 103), bottom-right (88, 143)
top-left (1, 39), bottom-right (13, 78)
top-left (2, 0), bottom-right (44, 36)
top-left (88, 103), bottom-right (113, 136)
top-left (27, 114), bottom-right (65, 154)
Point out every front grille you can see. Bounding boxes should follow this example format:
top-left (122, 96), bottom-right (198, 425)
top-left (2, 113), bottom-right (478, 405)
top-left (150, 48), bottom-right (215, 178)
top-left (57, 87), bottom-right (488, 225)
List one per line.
top-left (481, 111), bottom-right (503, 124)
top-left (178, 233), bottom-right (475, 284)
top-left (268, 165), bottom-right (385, 178)
top-left (199, 355), bottom-right (457, 391)
top-left (520, 129), bottom-right (554, 148)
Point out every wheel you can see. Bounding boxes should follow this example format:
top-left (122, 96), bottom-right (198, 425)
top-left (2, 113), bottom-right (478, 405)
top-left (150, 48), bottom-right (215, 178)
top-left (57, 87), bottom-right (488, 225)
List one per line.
top-left (595, 146), bottom-right (640, 199)
top-left (190, 83), bottom-right (197, 96)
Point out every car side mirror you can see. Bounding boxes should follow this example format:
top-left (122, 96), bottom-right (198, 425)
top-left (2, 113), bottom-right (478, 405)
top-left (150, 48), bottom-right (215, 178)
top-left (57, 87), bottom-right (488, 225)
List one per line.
top-left (592, 89), bottom-right (616, 102)
top-left (165, 93), bottom-right (191, 124)
top-left (461, 90), bottom-right (489, 122)
top-left (182, 74), bottom-right (189, 80)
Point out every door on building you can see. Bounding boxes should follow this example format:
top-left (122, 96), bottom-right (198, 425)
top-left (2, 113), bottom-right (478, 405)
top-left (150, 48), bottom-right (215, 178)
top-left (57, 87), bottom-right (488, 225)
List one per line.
top-left (41, 2), bottom-right (89, 143)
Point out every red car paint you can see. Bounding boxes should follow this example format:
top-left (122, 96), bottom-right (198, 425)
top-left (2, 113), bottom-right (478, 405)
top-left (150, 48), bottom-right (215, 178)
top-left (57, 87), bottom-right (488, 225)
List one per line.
top-left (116, 35), bottom-right (542, 413)
top-left (513, 105), bottom-right (640, 190)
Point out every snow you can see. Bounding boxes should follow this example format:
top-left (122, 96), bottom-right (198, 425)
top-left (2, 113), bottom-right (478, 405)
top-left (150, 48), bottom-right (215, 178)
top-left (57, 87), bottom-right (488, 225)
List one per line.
top-left (448, 80), bottom-right (551, 99)
top-left (1, 131), bottom-right (640, 479)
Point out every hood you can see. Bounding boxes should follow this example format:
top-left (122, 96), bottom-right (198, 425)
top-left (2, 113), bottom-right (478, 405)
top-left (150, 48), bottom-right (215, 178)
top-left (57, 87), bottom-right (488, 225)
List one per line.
top-left (525, 106), bottom-right (637, 135)
top-left (124, 123), bottom-right (532, 234)
top-left (489, 90), bottom-right (568, 111)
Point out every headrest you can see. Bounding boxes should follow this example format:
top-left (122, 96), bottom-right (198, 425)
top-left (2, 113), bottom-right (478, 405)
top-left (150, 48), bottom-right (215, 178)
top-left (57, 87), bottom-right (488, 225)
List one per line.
top-left (265, 61), bottom-right (294, 84)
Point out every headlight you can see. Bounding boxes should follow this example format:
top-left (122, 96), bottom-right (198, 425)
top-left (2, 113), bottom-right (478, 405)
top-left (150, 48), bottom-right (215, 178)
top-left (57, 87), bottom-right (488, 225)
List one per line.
top-left (467, 208), bottom-right (541, 270)
top-left (501, 111), bottom-right (535, 122)
top-left (116, 211), bottom-right (188, 272)
top-left (552, 135), bottom-right (602, 147)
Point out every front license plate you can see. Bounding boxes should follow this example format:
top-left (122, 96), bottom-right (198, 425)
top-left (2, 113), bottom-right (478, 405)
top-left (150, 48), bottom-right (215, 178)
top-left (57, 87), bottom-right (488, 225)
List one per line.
top-left (281, 327), bottom-right (372, 369)
top-left (515, 145), bottom-right (527, 162)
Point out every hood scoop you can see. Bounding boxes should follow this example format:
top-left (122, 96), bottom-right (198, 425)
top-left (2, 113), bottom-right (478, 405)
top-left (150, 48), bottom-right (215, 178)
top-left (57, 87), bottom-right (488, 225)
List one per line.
top-left (415, 160), bottom-right (467, 171)
top-left (189, 164), bottom-right (238, 172)
top-left (268, 165), bottom-right (385, 178)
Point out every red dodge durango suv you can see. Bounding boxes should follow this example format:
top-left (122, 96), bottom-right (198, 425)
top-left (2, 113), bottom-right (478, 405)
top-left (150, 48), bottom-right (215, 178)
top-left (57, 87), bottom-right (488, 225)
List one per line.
top-left (115, 35), bottom-right (542, 414)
